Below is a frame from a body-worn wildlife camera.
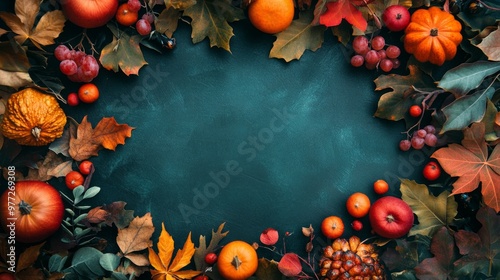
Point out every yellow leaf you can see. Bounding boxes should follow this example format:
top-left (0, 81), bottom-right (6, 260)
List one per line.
top-left (158, 223), bottom-right (175, 270)
top-left (169, 232), bottom-right (195, 272)
top-left (148, 247), bottom-right (165, 272)
top-left (30, 10), bottom-right (66, 47)
top-left (149, 223), bottom-right (201, 279)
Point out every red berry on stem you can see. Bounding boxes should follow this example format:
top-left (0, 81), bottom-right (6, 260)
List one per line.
top-left (136, 18), bottom-right (152, 36)
top-left (204, 252), bottom-right (218, 265)
top-left (409, 105), bottom-right (422, 117)
top-left (399, 139), bottom-right (411, 151)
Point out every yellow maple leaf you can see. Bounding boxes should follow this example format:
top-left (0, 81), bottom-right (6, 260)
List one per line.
top-left (0, 0), bottom-right (65, 49)
top-left (148, 223), bottom-right (201, 280)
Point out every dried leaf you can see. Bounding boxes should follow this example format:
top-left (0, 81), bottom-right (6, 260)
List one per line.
top-left (86, 206), bottom-right (109, 224)
top-left (302, 224), bottom-right (314, 237)
top-left (149, 223), bottom-right (201, 279)
top-left (194, 222), bottom-right (229, 270)
top-left (100, 24), bottom-right (148, 76)
top-left (69, 116), bottom-right (134, 161)
top-left (477, 27), bottom-right (500, 61)
top-left (269, 10), bottom-right (325, 62)
top-left (102, 201), bottom-right (135, 229)
top-left (319, 0), bottom-right (367, 32)
top-left (116, 213), bottom-right (154, 255)
top-left (17, 242), bottom-right (45, 272)
top-left (414, 227), bottom-right (457, 279)
top-left (124, 252), bottom-right (150, 266)
top-left (400, 179), bottom-right (458, 237)
top-left (183, 0), bottom-right (245, 52)
top-left (155, 7), bottom-right (182, 38)
top-left (24, 150), bottom-right (72, 181)
top-left (0, 69), bottom-right (33, 90)
top-left (0, 0), bottom-right (65, 48)
top-left (0, 41), bottom-right (30, 72)
top-left (431, 123), bottom-right (500, 212)
top-left (278, 253), bottom-right (302, 277)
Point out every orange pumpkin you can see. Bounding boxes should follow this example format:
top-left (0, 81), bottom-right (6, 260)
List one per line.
top-left (403, 6), bottom-right (462, 66)
top-left (1, 88), bottom-right (67, 146)
top-left (217, 240), bottom-right (258, 280)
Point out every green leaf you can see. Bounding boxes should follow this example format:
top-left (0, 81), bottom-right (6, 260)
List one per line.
top-left (63, 247), bottom-right (106, 279)
top-left (83, 186), bottom-right (101, 200)
top-left (269, 10), bottom-right (326, 62)
top-left (441, 87), bottom-right (495, 133)
top-left (400, 179), bottom-right (458, 237)
top-left (73, 185), bottom-right (85, 204)
top-left (48, 254), bottom-right (67, 273)
top-left (483, 99), bottom-right (498, 141)
top-left (100, 24), bottom-right (148, 76)
top-left (74, 213), bottom-right (88, 224)
top-left (99, 253), bottom-right (121, 272)
top-left (183, 0), bottom-right (245, 52)
top-left (438, 61), bottom-right (500, 97)
top-left (374, 65), bottom-right (435, 121)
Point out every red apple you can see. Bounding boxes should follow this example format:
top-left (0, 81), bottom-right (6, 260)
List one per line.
top-left (382, 5), bottom-right (411, 32)
top-left (60, 0), bottom-right (119, 29)
top-left (369, 196), bottom-right (414, 239)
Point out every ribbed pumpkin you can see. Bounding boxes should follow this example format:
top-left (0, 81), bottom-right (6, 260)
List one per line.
top-left (1, 88), bottom-right (67, 146)
top-left (403, 6), bottom-right (463, 66)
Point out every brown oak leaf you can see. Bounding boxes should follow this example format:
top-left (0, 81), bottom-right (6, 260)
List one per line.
top-left (0, 0), bottom-right (65, 49)
top-left (69, 116), bottom-right (134, 161)
top-left (149, 223), bottom-right (201, 279)
top-left (23, 150), bottom-right (73, 181)
top-left (117, 212), bottom-right (154, 256)
top-left (193, 222), bottom-right (229, 271)
top-left (431, 123), bottom-right (500, 212)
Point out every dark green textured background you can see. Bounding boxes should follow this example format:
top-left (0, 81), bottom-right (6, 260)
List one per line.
top-left (0, 0), bottom-right (430, 275)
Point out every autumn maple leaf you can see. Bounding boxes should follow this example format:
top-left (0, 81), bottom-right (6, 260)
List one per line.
top-left (0, 0), bottom-right (65, 49)
top-left (69, 116), bottom-right (134, 161)
top-left (319, 0), bottom-right (367, 32)
top-left (148, 223), bottom-right (201, 279)
top-left (431, 123), bottom-right (500, 212)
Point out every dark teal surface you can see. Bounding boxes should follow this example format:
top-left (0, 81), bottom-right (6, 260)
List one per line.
top-left (70, 21), bottom-right (418, 244)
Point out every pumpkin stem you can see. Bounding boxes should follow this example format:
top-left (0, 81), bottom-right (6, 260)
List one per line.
top-left (31, 126), bottom-right (42, 141)
top-left (19, 200), bottom-right (32, 215)
top-left (231, 255), bottom-right (243, 270)
top-left (430, 28), bottom-right (438, 37)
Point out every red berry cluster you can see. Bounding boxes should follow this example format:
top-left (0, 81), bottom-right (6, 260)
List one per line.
top-left (399, 125), bottom-right (438, 151)
top-left (350, 35), bottom-right (401, 72)
top-left (54, 45), bottom-right (99, 83)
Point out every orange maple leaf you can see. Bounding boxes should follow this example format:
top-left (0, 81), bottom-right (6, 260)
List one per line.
top-left (69, 115), bottom-right (134, 161)
top-left (432, 123), bottom-right (500, 212)
top-left (148, 223), bottom-right (201, 280)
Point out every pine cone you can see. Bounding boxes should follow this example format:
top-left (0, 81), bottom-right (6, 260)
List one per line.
top-left (319, 236), bottom-right (385, 280)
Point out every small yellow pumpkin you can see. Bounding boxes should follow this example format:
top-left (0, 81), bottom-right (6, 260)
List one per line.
top-left (404, 6), bottom-right (463, 66)
top-left (1, 88), bottom-right (67, 146)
